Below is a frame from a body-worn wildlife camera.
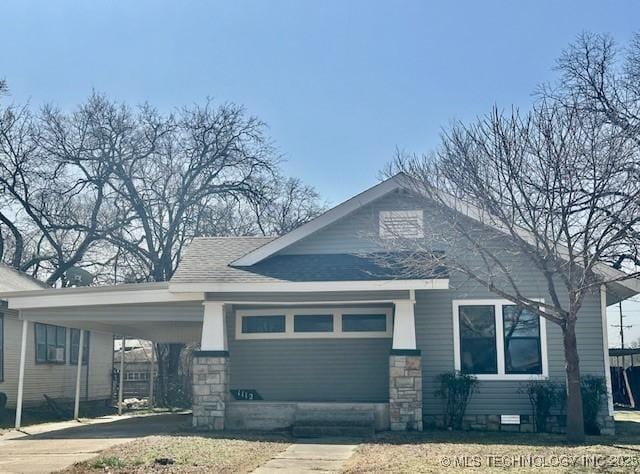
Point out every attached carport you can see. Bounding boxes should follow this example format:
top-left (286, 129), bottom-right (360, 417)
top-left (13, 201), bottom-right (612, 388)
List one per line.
top-left (1, 283), bottom-right (205, 429)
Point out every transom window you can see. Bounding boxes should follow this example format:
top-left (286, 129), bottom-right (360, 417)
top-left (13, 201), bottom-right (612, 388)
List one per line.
top-left (236, 307), bottom-right (393, 339)
top-left (453, 300), bottom-right (548, 380)
top-left (35, 323), bottom-right (67, 364)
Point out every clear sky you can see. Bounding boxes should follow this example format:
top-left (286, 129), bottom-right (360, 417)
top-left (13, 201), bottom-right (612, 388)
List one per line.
top-left (1, 0), bottom-right (639, 346)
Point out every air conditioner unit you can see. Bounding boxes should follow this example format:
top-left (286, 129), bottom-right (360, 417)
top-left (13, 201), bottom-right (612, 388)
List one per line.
top-left (48, 346), bottom-right (65, 362)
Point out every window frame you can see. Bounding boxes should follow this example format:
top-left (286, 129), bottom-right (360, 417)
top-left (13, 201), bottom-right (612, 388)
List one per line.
top-left (70, 328), bottom-right (90, 365)
top-left (452, 299), bottom-right (548, 381)
top-left (235, 307), bottom-right (393, 340)
top-left (34, 323), bottom-right (67, 365)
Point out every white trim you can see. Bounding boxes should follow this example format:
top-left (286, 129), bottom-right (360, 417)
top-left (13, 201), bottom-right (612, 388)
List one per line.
top-left (235, 306), bottom-right (393, 340)
top-left (232, 174), bottom-right (407, 266)
top-left (6, 288), bottom-right (204, 309)
top-left (600, 285), bottom-right (614, 416)
top-left (170, 279), bottom-right (448, 293)
top-left (452, 299), bottom-right (549, 381)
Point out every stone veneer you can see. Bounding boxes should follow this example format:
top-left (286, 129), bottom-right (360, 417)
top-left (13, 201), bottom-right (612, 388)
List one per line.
top-left (389, 352), bottom-right (423, 431)
top-left (192, 352), bottom-right (229, 430)
top-left (424, 413), bottom-right (615, 435)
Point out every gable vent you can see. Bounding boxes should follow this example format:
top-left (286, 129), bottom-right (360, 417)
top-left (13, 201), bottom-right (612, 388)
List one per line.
top-left (379, 210), bottom-right (424, 239)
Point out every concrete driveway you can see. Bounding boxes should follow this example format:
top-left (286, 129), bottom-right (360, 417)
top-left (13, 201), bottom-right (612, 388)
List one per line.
top-left (0, 413), bottom-right (189, 474)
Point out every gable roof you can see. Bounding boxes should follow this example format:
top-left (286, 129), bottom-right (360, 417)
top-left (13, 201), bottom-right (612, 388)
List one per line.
top-left (231, 174), bottom-right (407, 266)
top-left (0, 263), bottom-right (48, 294)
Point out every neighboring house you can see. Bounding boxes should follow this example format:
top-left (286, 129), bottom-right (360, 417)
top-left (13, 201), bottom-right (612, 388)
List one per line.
top-left (0, 264), bottom-right (113, 409)
top-left (1, 174), bottom-right (638, 434)
top-left (113, 341), bottom-right (157, 398)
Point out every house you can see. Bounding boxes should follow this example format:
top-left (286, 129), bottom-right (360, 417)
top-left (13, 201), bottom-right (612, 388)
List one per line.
top-left (1, 174), bottom-right (637, 434)
top-left (0, 264), bottom-right (113, 410)
top-left (113, 340), bottom-right (157, 399)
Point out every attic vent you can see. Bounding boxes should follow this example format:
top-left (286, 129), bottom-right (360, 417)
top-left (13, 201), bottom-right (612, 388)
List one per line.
top-left (379, 210), bottom-right (424, 239)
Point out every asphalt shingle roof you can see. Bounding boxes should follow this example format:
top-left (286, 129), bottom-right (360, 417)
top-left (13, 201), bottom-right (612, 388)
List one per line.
top-left (171, 237), bottom-right (446, 284)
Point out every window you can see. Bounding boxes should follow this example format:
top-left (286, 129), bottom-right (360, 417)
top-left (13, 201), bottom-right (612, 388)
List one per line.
top-left (458, 305), bottom-right (497, 374)
top-left (379, 210), bottom-right (424, 239)
top-left (342, 313), bottom-right (387, 332)
top-left (35, 323), bottom-right (66, 364)
top-left (0, 313), bottom-right (4, 382)
top-left (236, 307), bottom-right (393, 339)
top-left (241, 315), bottom-right (286, 334)
top-left (503, 305), bottom-right (542, 374)
top-left (294, 314), bottom-right (333, 332)
top-left (70, 329), bottom-right (90, 365)
top-left (453, 300), bottom-right (547, 380)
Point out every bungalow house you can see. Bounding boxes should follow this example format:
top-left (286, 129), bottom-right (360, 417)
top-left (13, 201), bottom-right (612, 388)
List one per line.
top-left (0, 264), bottom-right (113, 411)
top-left (1, 174), bottom-right (637, 434)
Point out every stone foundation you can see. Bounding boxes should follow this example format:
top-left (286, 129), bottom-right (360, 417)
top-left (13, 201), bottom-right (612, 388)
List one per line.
top-left (423, 413), bottom-right (615, 435)
top-left (389, 351), bottom-right (423, 431)
top-left (192, 351), bottom-right (229, 430)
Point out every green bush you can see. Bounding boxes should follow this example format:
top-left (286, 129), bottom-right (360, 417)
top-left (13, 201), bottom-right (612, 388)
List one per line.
top-left (519, 380), bottom-right (561, 432)
top-left (434, 371), bottom-right (478, 430)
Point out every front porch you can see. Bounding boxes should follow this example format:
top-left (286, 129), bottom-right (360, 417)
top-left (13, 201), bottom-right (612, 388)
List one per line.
top-left (4, 283), bottom-right (439, 433)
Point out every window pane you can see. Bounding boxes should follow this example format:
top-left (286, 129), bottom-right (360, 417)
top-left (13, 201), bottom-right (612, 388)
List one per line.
top-left (503, 305), bottom-right (541, 374)
top-left (459, 305), bottom-right (497, 374)
top-left (503, 306), bottom-right (539, 337)
top-left (294, 314), bottom-right (333, 332)
top-left (242, 315), bottom-right (285, 333)
top-left (342, 314), bottom-right (387, 332)
top-left (46, 325), bottom-right (56, 347)
top-left (56, 327), bottom-right (66, 347)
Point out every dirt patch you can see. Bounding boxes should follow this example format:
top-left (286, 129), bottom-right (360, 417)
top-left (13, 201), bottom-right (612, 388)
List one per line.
top-left (63, 432), bottom-right (291, 474)
top-left (343, 428), bottom-right (640, 473)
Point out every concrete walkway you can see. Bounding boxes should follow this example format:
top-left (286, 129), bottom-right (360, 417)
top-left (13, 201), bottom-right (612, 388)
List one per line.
top-left (0, 413), bottom-right (188, 474)
top-left (252, 440), bottom-right (359, 474)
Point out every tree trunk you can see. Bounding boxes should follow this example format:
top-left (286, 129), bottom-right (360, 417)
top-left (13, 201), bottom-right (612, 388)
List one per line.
top-left (563, 318), bottom-right (585, 443)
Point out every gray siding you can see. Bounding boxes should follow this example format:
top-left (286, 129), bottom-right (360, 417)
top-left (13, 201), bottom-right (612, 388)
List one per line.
top-left (226, 307), bottom-right (391, 402)
top-left (272, 189), bottom-right (609, 416)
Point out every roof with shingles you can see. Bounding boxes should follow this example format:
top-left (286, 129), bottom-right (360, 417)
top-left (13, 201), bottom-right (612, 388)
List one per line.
top-left (0, 263), bottom-right (48, 293)
top-left (171, 237), bottom-right (446, 284)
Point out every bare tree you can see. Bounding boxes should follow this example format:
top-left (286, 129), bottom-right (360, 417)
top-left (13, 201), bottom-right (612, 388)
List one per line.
top-left (386, 97), bottom-right (639, 442)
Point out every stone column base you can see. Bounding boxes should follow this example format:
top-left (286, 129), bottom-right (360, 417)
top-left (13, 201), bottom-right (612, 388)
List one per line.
top-left (389, 350), bottom-right (423, 431)
top-left (192, 351), bottom-right (229, 430)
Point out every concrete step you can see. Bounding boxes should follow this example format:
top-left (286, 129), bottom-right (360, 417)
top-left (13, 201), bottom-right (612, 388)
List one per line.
top-left (292, 424), bottom-right (375, 438)
top-left (294, 409), bottom-right (375, 426)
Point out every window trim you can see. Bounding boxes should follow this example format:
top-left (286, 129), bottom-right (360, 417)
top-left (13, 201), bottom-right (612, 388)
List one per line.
top-left (452, 299), bottom-right (548, 381)
top-left (235, 307), bottom-right (393, 340)
top-left (34, 322), bottom-right (67, 365)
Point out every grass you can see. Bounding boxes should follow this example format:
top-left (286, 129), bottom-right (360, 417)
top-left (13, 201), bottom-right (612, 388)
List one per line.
top-left (63, 432), bottom-right (291, 473)
top-left (344, 417), bottom-right (640, 473)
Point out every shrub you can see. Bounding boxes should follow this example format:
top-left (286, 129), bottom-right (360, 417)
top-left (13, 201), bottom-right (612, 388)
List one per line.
top-left (519, 380), bottom-right (561, 432)
top-left (581, 375), bottom-right (607, 435)
top-left (434, 371), bottom-right (478, 430)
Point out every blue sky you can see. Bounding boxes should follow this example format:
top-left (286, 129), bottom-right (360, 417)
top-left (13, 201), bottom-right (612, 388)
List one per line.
top-left (1, 0), bottom-right (639, 346)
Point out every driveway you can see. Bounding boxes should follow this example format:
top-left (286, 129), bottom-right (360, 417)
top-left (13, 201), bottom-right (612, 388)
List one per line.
top-left (0, 413), bottom-right (189, 474)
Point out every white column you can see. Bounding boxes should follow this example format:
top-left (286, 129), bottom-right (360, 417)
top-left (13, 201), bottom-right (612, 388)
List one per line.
top-left (73, 329), bottom-right (84, 420)
top-left (148, 342), bottom-right (155, 407)
top-left (14, 319), bottom-right (28, 430)
top-left (392, 296), bottom-right (417, 350)
top-left (201, 302), bottom-right (227, 351)
top-left (118, 336), bottom-right (125, 415)
top-left (600, 285), bottom-right (614, 416)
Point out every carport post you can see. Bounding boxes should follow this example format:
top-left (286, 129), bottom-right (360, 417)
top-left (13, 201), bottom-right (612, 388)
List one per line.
top-left (148, 342), bottom-right (155, 407)
top-left (118, 336), bottom-right (125, 415)
top-left (73, 329), bottom-right (85, 420)
top-left (14, 318), bottom-right (28, 430)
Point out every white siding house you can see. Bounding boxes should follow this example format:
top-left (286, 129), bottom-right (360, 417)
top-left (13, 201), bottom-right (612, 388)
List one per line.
top-left (0, 264), bottom-right (113, 409)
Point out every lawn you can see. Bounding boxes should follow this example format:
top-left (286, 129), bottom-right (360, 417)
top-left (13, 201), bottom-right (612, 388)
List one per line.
top-left (63, 432), bottom-right (291, 474)
top-left (343, 417), bottom-right (640, 473)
